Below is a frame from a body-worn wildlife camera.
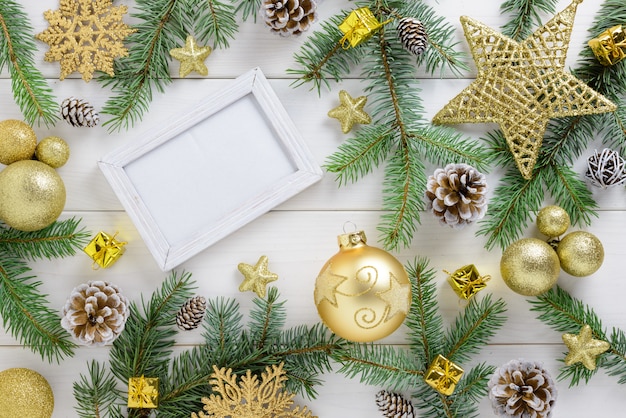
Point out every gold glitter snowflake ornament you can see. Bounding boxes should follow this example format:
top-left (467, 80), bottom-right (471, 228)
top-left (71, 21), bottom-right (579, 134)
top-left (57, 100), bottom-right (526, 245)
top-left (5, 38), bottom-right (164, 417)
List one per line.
top-left (36, 0), bottom-right (136, 82)
top-left (192, 363), bottom-right (316, 418)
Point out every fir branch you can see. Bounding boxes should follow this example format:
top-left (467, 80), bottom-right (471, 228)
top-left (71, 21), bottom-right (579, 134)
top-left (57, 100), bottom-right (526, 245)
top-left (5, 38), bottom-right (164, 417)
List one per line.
top-left (235, 0), bottom-right (262, 22)
top-left (499, 0), bottom-right (558, 40)
top-left (201, 296), bottom-right (248, 366)
top-left (542, 163), bottom-right (597, 228)
top-left (192, 0), bottom-right (239, 49)
top-left (74, 361), bottom-right (122, 418)
top-left (246, 286), bottom-right (286, 350)
top-left (0, 0), bottom-right (58, 126)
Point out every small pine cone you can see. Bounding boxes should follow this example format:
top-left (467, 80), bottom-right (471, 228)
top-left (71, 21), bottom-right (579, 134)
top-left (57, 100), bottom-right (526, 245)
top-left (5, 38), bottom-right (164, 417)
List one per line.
top-left (61, 97), bottom-right (100, 127)
top-left (176, 296), bottom-right (207, 331)
top-left (397, 17), bottom-right (428, 56)
top-left (585, 148), bottom-right (626, 188)
top-left (61, 281), bottom-right (129, 346)
top-left (488, 359), bottom-right (557, 418)
top-left (425, 163), bottom-right (488, 228)
top-left (375, 390), bottom-right (415, 418)
top-left (261, 0), bottom-right (317, 37)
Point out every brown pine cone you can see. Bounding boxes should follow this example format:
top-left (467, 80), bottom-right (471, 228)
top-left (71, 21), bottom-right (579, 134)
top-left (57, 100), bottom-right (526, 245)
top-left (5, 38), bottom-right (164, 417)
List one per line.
top-left (375, 390), bottom-right (415, 418)
top-left (261, 0), bottom-right (317, 37)
top-left (61, 97), bottom-right (99, 127)
top-left (488, 359), bottom-right (557, 418)
top-left (425, 163), bottom-right (487, 228)
top-left (61, 281), bottom-right (129, 346)
top-left (397, 17), bottom-right (428, 56)
top-left (176, 296), bottom-right (207, 331)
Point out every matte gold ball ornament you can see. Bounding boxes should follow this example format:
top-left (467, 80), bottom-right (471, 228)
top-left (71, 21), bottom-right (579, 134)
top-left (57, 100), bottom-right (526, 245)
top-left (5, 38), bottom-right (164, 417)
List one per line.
top-left (0, 119), bottom-right (37, 165)
top-left (0, 368), bottom-right (54, 418)
top-left (314, 230), bottom-right (411, 342)
top-left (536, 205), bottom-right (570, 238)
top-left (500, 238), bottom-right (560, 296)
top-left (36, 136), bottom-right (70, 168)
top-left (557, 231), bottom-right (604, 277)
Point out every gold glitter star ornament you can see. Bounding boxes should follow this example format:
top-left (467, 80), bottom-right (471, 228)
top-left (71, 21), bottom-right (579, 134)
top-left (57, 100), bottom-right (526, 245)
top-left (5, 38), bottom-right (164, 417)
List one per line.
top-left (238, 255), bottom-right (278, 298)
top-left (36, 0), bottom-right (136, 82)
top-left (562, 324), bottom-right (610, 370)
top-left (170, 35), bottom-right (212, 78)
top-left (328, 90), bottom-right (372, 133)
top-left (433, 0), bottom-right (616, 180)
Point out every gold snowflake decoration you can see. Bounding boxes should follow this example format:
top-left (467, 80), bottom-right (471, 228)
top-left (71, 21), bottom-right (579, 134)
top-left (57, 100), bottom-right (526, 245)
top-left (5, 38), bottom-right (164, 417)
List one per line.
top-left (192, 363), bottom-right (316, 418)
top-left (36, 0), bottom-right (136, 82)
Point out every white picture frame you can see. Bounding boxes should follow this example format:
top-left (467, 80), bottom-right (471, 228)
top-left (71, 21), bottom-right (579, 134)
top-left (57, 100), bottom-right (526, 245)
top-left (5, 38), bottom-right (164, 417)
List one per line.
top-left (98, 68), bottom-right (323, 271)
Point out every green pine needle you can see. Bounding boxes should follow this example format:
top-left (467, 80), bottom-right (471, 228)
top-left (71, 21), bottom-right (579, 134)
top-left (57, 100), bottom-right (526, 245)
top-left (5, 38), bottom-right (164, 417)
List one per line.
top-left (74, 361), bottom-right (122, 418)
top-left (500, 0), bottom-right (558, 40)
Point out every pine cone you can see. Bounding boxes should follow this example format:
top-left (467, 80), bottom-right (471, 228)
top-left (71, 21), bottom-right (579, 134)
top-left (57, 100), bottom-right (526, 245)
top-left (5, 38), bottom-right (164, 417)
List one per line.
top-left (176, 296), bottom-right (207, 331)
top-left (397, 18), bottom-right (428, 56)
top-left (375, 390), bottom-right (415, 418)
top-left (425, 163), bottom-right (488, 228)
top-left (61, 96), bottom-right (99, 127)
top-left (585, 148), bottom-right (626, 188)
top-left (61, 281), bottom-right (129, 346)
top-left (261, 0), bottom-right (317, 37)
top-left (488, 359), bottom-right (557, 418)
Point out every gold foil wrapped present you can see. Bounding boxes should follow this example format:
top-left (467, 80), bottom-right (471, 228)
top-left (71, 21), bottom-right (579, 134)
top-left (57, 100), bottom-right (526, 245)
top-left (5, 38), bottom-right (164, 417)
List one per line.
top-left (589, 25), bottom-right (626, 66)
top-left (424, 354), bottom-right (464, 396)
top-left (446, 264), bottom-right (490, 301)
top-left (339, 7), bottom-right (389, 48)
top-left (128, 376), bottom-right (159, 409)
top-left (84, 231), bottom-right (126, 269)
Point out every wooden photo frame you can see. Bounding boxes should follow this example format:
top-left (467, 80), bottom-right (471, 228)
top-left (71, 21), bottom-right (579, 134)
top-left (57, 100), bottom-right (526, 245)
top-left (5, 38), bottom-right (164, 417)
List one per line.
top-left (99, 68), bottom-right (323, 271)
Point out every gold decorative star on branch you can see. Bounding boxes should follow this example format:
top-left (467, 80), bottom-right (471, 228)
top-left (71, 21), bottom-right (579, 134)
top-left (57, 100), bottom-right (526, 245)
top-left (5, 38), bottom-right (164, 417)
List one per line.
top-left (432, 0), bottom-right (616, 179)
top-left (170, 35), bottom-right (213, 78)
top-left (562, 324), bottom-right (610, 370)
top-left (238, 255), bottom-right (278, 298)
top-left (313, 265), bottom-right (348, 307)
top-left (328, 90), bottom-right (372, 133)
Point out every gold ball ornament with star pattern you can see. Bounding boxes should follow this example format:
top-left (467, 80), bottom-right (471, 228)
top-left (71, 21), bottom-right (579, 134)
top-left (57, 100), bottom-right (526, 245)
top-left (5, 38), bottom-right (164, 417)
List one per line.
top-left (0, 368), bottom-right (54, 418)
top-left (314, 230), bottom-right (411, 342)
top-left (500, 238), bottom-right (560, 296)
top-left (0, 119), bottom-right (37, 165)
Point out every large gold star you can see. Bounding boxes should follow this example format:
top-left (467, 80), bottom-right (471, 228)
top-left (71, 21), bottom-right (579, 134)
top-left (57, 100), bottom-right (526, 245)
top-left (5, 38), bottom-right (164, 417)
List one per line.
top-left (314, 264), bottom-right (349, 307)
top-left (562, 324), bottom-right (610, 370)
top-left (376, 273), bottom-right (411, 321)
top-left (328, 90), bottom-right (372, 133)
top-left (433, 0), bottom-right (616, 180)
top-left (170, 35), bottom-right (212, 78)
top-left (238, 255), bottom-right (278, 298)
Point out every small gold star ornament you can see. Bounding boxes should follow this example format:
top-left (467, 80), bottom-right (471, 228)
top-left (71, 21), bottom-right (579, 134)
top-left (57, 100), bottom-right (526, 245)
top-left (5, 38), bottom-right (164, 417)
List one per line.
top-left (328, 90), bottom-right (372, 133)
top-left (238, 255), bottom-right (278, 298)
top-left (170, 35), bottom-right (212, 78)
top-left (562, 324), bottom-right (610, 370)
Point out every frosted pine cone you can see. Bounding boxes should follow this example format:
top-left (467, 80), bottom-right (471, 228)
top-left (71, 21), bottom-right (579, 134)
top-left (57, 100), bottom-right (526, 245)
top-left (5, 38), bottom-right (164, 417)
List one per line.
top-left (375, 390), bottom-right (415, 418)
top-left (488, 359), bottom-right (557, 418)
top-left (61, 97), bottom-right (99, 127)
top-left (397, 18), bottom-right (428, 56)
top-left (425, 163), bottom-right (487, 228)
top-left (176, 296), bottom-right (207, 331)
top-left (61, 281), bottom-right (129, 346)
top-left (262, 0), bottom-right (317, 37)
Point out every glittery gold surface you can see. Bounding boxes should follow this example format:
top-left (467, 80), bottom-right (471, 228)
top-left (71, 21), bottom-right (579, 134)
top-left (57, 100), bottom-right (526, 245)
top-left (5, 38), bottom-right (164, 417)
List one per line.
top-left (562, 324), bottom-right (610, 370)
top-left (83, 231), bottom-right (127, 269)
top-left (0, 119), bottom-right (37, 165)
top-left (328, 90), bottom-right (372, 133)
top-left (432, 0), bottom-right (616, 180)
top-left (338, 7), bottom-right (387, 48)
top-left (424, 354), bottom-right (464, 396)
top-left (557, 231), bottom-right (604, 277)
top-left (589, 25), bottom-right (626, 66)
top-left (446, 264), bottom-right (490, 300)
top-left (36, 136), bottom-right (70, 168)
top-left (314, 232), bottom-right (411, 342)
top-left (500, 238), bottom-right (560, 296)
top-left (128, 376), bottom-right (159, 408)
top-left (238, 255), bottom-right (278, 298)
top-left (0, 368), bottom-right (54, 418)
top-left (170, 35), bottom-right (212, 78)
top-left (536, 205), bottom-right (571, 238)
top-left (0, 160), bottom-right (66, 231)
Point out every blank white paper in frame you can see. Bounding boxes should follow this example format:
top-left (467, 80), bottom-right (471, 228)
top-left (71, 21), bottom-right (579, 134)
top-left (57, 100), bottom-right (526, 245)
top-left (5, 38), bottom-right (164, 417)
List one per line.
top-left (99, 68), bottom-right (323, 271)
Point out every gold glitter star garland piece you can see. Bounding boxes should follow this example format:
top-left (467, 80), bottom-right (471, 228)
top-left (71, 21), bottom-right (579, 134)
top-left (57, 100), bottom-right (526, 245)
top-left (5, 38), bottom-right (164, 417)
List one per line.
top-left (432, 0), bottom-right (616, 180)
top-left (192, 363), bottom-right (315, 418)
top-left (238, 255), bottom-right (278, 298)
top-left (562, 324), bottom-right (610, 370)
top-left (328, 90), bottom-right (372, 133)
top-left (36, 0), bottom-right (136, 82)
top-left (169, 35), bottom-right (213, 78)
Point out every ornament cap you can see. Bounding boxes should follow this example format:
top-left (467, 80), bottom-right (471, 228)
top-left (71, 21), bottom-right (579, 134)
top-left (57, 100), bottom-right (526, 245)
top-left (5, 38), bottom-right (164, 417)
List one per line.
top-left (338, 230), bottom-right (367, 249)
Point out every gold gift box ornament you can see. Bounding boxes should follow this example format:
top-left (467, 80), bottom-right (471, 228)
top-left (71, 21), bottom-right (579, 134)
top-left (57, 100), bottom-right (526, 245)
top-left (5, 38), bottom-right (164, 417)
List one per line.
top-left (424, 354), bottom-right (464, 396)
top-left (339, 7), bottom-right (391, 48)
top-left (84, 231), bottom-right (127, 269)
top-left (445, 264), bottom-right (490, 301)
top-left (589, 25), bottom-right (626, 66)
top-left (128, 376), bottom-right (159, 409)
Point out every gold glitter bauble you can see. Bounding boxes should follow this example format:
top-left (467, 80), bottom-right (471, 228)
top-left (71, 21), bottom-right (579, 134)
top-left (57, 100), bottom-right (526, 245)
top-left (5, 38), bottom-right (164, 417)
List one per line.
top-left (536, 205), bottom-right (570, 237)
top-left (0, 160), bottom-right (66, 231)
top-left (314, 230), bottom-right (411, 342)
top-left (500, 238), bottom-right (560, 296)
top-left (557, 231), bottom-right (604, 277)
top-left (36, 136), bottom-right (70, 168)
top-left (0, 119), bottom-right (37, 165)
top-left (0, 368), bottom-right (54, 418)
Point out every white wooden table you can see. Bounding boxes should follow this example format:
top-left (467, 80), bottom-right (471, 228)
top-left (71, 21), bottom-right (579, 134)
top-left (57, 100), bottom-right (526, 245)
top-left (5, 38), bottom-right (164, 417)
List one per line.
top-left (1, 0), bottom-right (624, 416)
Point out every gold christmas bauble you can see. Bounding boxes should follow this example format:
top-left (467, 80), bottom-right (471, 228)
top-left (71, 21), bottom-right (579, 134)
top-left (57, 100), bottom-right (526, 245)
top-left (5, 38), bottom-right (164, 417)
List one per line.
top-left (314, 230), bottom-right (411, 342)
top-left (0, 160), bottom-right (66, 231)
top-left (557, 231), bottom-right (604, 277)
top-left (36, 136), bottom-right (70, 168)
top-left (500, 238), bottom-right (560, 296)
top-left (536, 205), bottom-right (570, 237)
top-left (0, 368), bottom-right (54, 418)
top-left (0, 119), bottom-right (37, 165)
